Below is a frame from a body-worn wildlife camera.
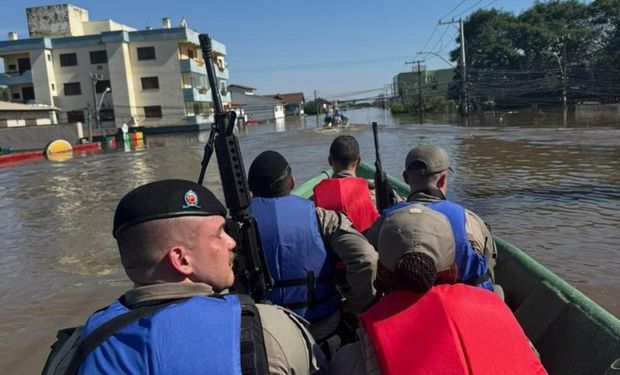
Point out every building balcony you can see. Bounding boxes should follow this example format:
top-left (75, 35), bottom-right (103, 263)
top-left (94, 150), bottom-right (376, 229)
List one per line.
top-left (180, 58), bottom-right (206, 74)
top-left (0, 70), bottom-right (32, 86)
top-left (183, 87), bottom-right (211, 102)
top-left (180, 58), bottom-right (229, 80)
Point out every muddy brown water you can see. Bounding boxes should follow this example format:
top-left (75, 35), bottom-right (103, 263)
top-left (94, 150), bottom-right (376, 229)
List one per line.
top-left (1, 108), bottom-right (618, 373)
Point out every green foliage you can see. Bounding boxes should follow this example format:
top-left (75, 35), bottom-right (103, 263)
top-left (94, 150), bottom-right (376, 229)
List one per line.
top-left (448, 0), bottom-right (620, 109)
top-left (0, 86), bottom-right (8, 101)
top-left (389, 96), bottom-right (457, 115)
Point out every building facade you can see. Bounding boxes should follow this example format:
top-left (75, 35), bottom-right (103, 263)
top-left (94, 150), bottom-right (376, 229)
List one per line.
top-left (229, 85), bottom-right (285, 122)
top-left (264, 92), bottom-right (305, 116)
top-left (0, 4), bottom-right (230, 129)
top-left (393, 67), bottom-right (455, 102)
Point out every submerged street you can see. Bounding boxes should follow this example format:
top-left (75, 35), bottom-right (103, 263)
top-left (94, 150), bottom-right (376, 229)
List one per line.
top-left (0, 108), bottom-right (619, 373)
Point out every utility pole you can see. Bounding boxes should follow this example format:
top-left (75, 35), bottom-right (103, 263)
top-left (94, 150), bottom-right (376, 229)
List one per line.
top-left (439, 18), bottom-right (468, 116)
top-left (86, 103), bottom-right (93, 142)
top-left (89, 72), bottom-right (103, 130)
top-left (314, 89), bottom-right (319, 128)
top-left (405, 59), bottom-right (425, 124)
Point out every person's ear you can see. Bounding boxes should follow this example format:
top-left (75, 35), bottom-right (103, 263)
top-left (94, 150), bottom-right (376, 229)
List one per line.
top-left (402, 170), bottom-right (409, 184)
top-left (437, 172), bottom-right (447, 190)
top-left (355, 157), bottom-right (361, 167)
top-left (167, 246), bottom-right (192, 276)
top-left (328, 156), bottom-right (333, 166)
top-left (290, 175), bottom-right (296, 190)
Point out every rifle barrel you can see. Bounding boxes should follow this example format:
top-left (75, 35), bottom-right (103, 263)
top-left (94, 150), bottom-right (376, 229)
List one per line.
top-left (199, 34), bottom-right (224, 115)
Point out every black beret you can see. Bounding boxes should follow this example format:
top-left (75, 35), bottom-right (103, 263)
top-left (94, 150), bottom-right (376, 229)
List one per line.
top-left (248, 150), bottom-right (290, 194)
top-left (113, 179), bottom-right (227, 238)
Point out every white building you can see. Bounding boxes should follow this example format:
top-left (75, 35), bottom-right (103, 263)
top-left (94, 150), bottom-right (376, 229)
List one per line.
top-left (0, 4), bottom-right (230, 129)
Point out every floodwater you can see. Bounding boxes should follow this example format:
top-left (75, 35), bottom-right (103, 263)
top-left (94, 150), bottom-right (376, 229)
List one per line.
top-left (1, 107), bottom-right (619, 373)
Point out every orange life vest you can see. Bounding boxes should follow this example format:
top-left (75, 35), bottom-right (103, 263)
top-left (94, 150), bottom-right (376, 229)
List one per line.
top-left (313, 177), bottom-right (379, 232)
top-left (362, 285), bottom-right (548, 375)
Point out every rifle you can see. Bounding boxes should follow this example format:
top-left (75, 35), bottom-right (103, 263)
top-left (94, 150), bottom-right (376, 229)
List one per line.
top-left (198, 34), bottom-right (273, 301)
top-left (372, 121), bottom-right (396, 213)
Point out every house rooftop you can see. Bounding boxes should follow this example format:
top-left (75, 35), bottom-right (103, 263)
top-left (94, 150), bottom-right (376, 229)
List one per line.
top-left (0, 101), bottom-right (59, 111)
top-left (264, 92), bottom-right (305, 103)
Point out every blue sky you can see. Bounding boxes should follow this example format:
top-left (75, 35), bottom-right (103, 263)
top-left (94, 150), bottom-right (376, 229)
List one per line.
top-left (3, 1), bottom-right (555, 100)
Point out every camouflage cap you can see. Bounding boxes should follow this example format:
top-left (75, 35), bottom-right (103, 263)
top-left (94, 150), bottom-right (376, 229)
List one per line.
top-left (405, 144), bottom-right (451, 174)
top-left (113, 179), bottom-right (227, 238)
top-left (378, 204), bottom-right (455, 272)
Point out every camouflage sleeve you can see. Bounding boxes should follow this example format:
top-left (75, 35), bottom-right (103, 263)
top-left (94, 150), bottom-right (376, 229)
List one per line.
top-left (465, 209), bottom-right (497, 280)
top-left (316, 207), bottom-right (378, 314)
top-left (257, 304), bottom-right (327, 375)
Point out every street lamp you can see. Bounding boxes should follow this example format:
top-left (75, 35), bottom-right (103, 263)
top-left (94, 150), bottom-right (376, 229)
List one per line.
top-left (97, 87), bottom-right (111, 127)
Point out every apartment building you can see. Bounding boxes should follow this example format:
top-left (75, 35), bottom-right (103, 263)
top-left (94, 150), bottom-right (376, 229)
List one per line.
top-left (0, 4), bottom-right (230, 128)
top-left (393, 67), bottom-right (455, 102)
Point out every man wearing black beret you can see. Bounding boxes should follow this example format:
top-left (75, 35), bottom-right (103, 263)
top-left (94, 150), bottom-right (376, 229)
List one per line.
top-left (248, 151), bottom-right (378, 356)
top-left (52, 179), bottom-right (325, 374)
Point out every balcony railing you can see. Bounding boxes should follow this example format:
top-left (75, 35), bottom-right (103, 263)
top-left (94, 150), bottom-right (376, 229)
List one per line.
top-left (0, 70), bottom-right (32, 86)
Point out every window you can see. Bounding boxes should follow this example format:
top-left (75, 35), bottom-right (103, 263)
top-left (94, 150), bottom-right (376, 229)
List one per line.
top-left (185, 102), bottom-right (212, 117)
top-left (137, 46), bottom-right (156, 61)
top-left (8, 64), bottom-right (17, 71)
top-left (99, 108), bottom-right (115, 122)
top-left (0, 119), bottom-right (7, 128)
top-left (188, 49), bottom-right (195, 59)
top-left (144, 105), bottom-right (162, 118)
top-left (25, 118), bottom-right (37, 126)
top-left (47, 53), bottom-right (51, 61)
top-left (64, 82), bottom-right (81, 96)
top-left (51, 83), bottom-right (55, 92)
top-left (59, 53), bottom-right (78, 67)
top-left (89, 50), bottom-right (108, 64)
top-left (220, 80), bottom-right (228, 96)
top-left (12, 93), bottom-right (20, 99)
top-left (141, 76), bottom-right (159, 90)
top-left (95, 80), bottom-right (111, 93)
top-left (67, 110), bottom-right (85, 123)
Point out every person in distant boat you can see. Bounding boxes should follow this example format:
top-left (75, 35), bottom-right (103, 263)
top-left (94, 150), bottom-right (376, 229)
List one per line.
top-left (330, 205), bottom-right (548, 375)
top-left (366, 144), bottom-right (498, 293)
top-left (248, 150), bottom-right (377, 355)
top-left (48, 180), bottom-right (325, 375)
top-left (313, 135), bottom-right (379, 233)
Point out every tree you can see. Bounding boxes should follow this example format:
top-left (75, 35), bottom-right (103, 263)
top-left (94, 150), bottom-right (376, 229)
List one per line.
top-left (0, 86), bottom-right (8, 101)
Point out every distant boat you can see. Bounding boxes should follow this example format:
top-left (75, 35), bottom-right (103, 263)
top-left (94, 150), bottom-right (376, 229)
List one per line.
top-left (323, 109), bottom-right (349, 128)
top-left (293, 162), bottom-right (620, 375)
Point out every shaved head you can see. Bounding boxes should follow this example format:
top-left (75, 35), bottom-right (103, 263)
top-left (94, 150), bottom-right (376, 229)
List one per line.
top-left (116, 217), bottom-right (201, 284)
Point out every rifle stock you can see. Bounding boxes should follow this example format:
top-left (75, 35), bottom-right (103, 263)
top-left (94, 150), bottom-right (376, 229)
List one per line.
top-left (372, 122), bottom-right (395, 213)
top-left (198, 34), bottom-right (273, 301)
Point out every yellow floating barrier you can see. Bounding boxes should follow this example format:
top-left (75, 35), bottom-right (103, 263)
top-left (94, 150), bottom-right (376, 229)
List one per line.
top-left (45, 139), bottom-right (73, 162)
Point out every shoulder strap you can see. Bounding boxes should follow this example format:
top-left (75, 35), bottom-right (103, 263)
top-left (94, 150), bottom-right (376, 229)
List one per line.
top-left (64, 298), bottom-right (187, 375)
top-left (238, 295), bottom-right (270, 375)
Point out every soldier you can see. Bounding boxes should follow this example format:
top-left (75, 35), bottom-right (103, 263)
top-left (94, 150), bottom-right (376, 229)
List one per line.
top-left (313, 135), bottom-right (379, 233)
top-left (330, 205), bottom-right (547, 375)
top-left (367, 144), bottom-right (497, 292)
top-left (44, 180), bottom-right (325, 374)
top-left (248, 150), bottom-right (377, 353)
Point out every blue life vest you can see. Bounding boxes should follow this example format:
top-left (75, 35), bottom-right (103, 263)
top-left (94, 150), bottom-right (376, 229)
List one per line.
top-left (383, 201), bottom-right (492, 290)
top-left (251, 195), bottom-right (340, 322)
top-left (79, 295), bottom-right (241, 374)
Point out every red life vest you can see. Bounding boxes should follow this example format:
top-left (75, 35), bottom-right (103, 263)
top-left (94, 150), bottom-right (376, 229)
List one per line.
top-left (362, 285), bottom-right (548, 375)
top-left (313, 177), bottom-right (379, 232)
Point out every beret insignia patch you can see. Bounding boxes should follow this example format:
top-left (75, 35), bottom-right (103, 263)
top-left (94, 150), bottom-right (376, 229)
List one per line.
top-left (182, 190), bottom-right (201, 209)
